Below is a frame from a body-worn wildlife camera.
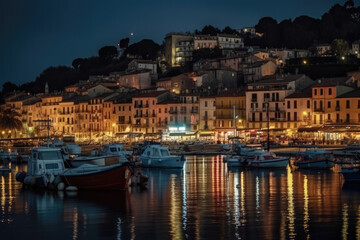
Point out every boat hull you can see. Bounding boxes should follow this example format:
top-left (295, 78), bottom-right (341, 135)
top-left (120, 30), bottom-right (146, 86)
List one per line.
top-left (342, 167), bottom-right (360, 183)
top-left (227, 157), bottom-right (250, 168)
top-left (140, 156), bottom-right (185, 168)
top-left (251, 157), bottom-right (289, 168)
top-left (61, 164), bottom-right (131, 190)
top-left (296, 160), bottom-right (334, 169)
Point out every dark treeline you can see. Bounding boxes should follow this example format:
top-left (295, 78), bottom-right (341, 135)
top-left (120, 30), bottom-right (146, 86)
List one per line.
top-left (2, 0), bottom-right (360, 96)
top-left (254, 1), bottom-right (360, 48)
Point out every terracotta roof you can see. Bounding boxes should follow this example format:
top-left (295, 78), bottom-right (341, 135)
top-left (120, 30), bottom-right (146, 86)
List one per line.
top-left (286, 87), bottom-right (312, 98)
top-left (337, 89), bottom-right (360, 98)
top-left (216, 88), bottom-right (245, 97)
top-left (133, 90), bottom-right (169, 98)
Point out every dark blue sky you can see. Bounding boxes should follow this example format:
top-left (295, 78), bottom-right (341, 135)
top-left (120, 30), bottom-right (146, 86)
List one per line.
top-left (0, 0), bottom-right (346, 89)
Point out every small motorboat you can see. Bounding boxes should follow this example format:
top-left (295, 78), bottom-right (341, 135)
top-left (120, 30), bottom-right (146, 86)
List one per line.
top-left (294, 149), bottom-right (334, 169)
top-left (139, 144), bottom-right (186, 168)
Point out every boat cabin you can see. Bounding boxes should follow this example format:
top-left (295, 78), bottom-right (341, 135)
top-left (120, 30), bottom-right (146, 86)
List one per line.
top-left (28, 147), bottom-right (65, 177)
top-left (142, 145), bottom-right (171, 158)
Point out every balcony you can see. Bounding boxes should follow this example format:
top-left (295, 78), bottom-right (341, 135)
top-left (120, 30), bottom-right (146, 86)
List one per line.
top-left (314, 108), bottom-right (324, 113)
top-left (134, 114), bottom-right (142, 118)
top-left (335, 106), bottom-right (340, 111)
top-left (134, 104), bottom-right (143, 108)
top-left (216, 114), bottom-right (233, 119)
top-left (191, 109), bottom-right (198, 113)
top-left (169, 110), bottom-right (178, 114)
top-left (250, 108), bottom-right (262, 112)
top-left (251, 98), bottom-right (257, 102)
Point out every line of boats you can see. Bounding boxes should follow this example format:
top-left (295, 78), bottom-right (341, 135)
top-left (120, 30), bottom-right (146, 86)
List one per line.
top-left (12, 141), bottom-right (186, 192)
top-left (224, 143), bottom-right (360, 186)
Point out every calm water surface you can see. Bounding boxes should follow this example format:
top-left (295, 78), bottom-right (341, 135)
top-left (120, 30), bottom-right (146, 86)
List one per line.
top-left (1, 155), bottom-right (360, 240)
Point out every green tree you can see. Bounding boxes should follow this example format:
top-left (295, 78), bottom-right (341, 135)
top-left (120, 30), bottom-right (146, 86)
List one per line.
top-left (0, 109), bottom-right (23, 138)
top-left (331, 39), bottom-right (350, 59)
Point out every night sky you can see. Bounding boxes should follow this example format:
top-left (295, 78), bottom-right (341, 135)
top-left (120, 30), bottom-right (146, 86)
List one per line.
top-left (0, 0), bottom-right (346, 89)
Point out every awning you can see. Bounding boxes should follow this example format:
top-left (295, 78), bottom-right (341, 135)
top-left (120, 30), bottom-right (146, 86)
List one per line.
top-left (322, 125), bottom-right (360, 132)
top-left (199, 131), bottom-right (214, 136)
top-left (169, 132), bottom-right (186, 136)
top-left (298, 126), bottom-right (322, 132)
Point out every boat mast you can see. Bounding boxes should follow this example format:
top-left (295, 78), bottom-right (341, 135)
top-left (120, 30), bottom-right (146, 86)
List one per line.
top-left (233, 103), bottom-right (236, 138)
top-left (267, 102), bottom-right (270, 152)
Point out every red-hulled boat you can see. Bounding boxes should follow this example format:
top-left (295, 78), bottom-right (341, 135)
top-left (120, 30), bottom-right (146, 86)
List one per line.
top-left (61, 163), bottom-right (132, 190)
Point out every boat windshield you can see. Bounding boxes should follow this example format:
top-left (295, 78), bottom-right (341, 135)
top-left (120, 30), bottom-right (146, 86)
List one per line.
top-left (160, 148), bottom-right (170, 156)
top-left (38, 151), bottom-right (62, 160)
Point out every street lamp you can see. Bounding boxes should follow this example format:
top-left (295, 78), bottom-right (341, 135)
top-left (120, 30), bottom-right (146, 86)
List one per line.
top-left (112, 123), bottom-right (116, 142)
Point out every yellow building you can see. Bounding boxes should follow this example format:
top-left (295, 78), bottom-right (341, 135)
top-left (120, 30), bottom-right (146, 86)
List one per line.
top-left (215, 89), bottom-right (246, 143)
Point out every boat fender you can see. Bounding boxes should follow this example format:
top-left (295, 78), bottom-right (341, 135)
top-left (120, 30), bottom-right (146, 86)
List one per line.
top-left (53, 175), bottom-right (62, 186)
top-left (125, 169), bottom-right (130, 179)
top-left (57, 182), bottom-right (65, 191)
top-left (65, 186), bottom-right (78, 192)
top-left (48, 174), bottom-right (55, 184)
top-left (15, 172), bottom-right (26, 183)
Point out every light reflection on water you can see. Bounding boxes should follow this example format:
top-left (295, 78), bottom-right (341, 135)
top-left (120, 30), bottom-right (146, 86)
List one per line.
top-left (1, 155), bottom-right (360, 239)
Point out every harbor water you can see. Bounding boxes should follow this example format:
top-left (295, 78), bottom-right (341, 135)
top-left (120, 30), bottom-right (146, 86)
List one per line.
top-left (1, 155), bottom-right (360, 239)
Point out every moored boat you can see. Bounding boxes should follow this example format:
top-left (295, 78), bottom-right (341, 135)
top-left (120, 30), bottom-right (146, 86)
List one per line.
top-left (227, 150), bottom-right (289, 169)
top-left (139, 144), bottom-right (186, 168)
top-left (16, 146), bottom-right (132, 191)
top-left (294, 149), bottom-right (334, 169)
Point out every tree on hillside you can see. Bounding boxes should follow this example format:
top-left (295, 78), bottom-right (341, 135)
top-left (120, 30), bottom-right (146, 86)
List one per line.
top-left (98, 46), bottom-right (118, 62)
top-left (200, 25), bottom-right (221, 36)
top-left (124, 39), bottom-right (160, 60)
top-left (222, 26), bottom-right (238, 35)
top-left (255, 17), bottom-right (280, 47)
top-left (118, 38), bottom-right (130, 48)
top-left (2, 82), bottom-right (18, 94)
top-left (72, 58), bottom-right (85, 69)
top-left (331, 39), bottom-right (350, 59)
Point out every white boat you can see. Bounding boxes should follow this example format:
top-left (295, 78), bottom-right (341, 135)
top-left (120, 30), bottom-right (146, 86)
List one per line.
top-left (139, 145), bottom-right (186, 168)
top-left (294, 149), bottom-right (334, 169)
top-left (227, 150), bottom-right (289, 169)
top-left (94, 143), bottom-right (132, 163)
top-left (69, 143), bottom-right (131, 167)
top-left (15, 146), bottom-right (132, 190)
top-left (250, 151), bottom-right (289, 168)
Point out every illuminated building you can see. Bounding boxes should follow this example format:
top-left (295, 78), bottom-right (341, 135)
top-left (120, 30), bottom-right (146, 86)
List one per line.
top-left (193, 35), bottom-right (218, 50)
top-left (164, 34), bottom-right (194, 67)
top-left (246, 75), bottom-right (313, 136)
top-left (215, 89), bottom-right (246, 143)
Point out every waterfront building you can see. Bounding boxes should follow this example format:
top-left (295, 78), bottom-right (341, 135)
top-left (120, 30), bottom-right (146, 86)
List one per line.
top-left (285, 87), bottom-right (313, 134)
top-left (128, 59), bottom-right (158, 80)
top-left (246, 74), bottom-right (313, 138)
top-left (132, 90), bottom-right (170, 139)
top-left (215, 89), bottom-right (246, 143)
top-left (111, 95), bottom-right (133, 141)
top-left (199, 96), bottom-right (216, 141)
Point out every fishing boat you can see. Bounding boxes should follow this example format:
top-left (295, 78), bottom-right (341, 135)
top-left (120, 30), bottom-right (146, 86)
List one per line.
top-left (15, 146), bottom-right (132, 191)
top-left (294, 149), bottom-right (334, 169)
top-left (68, 143), bottom-right (130, 167)
top-left (139, 144), bottom-right (186, 168)
top-left (227, 150), bottom-right (289, 169)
